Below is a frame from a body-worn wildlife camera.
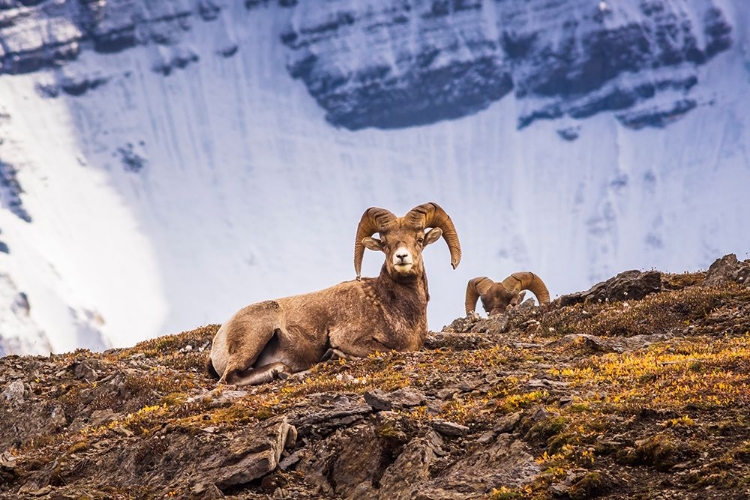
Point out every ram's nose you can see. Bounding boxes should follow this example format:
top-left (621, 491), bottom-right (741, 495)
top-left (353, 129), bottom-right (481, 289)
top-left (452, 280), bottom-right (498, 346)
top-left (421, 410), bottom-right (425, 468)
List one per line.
top-left (395, 252), bottom-right (410, 263)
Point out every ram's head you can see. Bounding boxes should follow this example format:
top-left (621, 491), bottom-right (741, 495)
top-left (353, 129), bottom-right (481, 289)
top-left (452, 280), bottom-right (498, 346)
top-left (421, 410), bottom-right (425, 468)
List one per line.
top-left (354, 202), bottom-right (461, 282)
top-left (465, 272), bottom-right (550, 316)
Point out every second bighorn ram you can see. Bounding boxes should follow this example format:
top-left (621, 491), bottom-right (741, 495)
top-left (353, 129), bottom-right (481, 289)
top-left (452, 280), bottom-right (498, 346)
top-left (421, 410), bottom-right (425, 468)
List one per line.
top-left (465, 272), bottom-right (551, 316)
top-left (208, 202), bottom-right (461, 385)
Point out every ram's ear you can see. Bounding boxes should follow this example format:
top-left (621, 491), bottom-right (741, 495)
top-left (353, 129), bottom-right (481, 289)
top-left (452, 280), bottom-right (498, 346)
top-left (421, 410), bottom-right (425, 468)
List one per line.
top-left (362, 237), bottom-right (384, 252)
top-left (423, 228), bottom-right (442, 246)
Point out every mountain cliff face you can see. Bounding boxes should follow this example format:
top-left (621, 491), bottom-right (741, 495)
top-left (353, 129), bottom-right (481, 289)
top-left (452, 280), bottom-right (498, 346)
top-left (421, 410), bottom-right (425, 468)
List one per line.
top-left (1, 0), bottom-right (734, 129)
top-left (282, 0), bottom-right (732, 130)
top-left (0, 0), bottom-right (749, 353)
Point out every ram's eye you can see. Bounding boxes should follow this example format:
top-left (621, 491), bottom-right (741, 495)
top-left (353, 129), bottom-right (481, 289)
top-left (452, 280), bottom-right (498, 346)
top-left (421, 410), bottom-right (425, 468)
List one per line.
top-left (417, 237), bottom-right (424, 244)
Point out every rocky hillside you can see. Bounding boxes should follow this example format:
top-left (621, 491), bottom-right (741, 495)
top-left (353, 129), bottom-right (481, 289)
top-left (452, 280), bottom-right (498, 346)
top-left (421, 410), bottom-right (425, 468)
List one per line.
top-left (2, 0), bottom-right (749, 357)
top-left (0, 254), bottom-right (748, 499)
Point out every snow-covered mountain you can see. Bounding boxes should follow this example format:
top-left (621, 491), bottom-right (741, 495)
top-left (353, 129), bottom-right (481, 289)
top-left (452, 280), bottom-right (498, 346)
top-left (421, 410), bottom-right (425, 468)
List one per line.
top-left (1, 0), bottom-right (749, 354)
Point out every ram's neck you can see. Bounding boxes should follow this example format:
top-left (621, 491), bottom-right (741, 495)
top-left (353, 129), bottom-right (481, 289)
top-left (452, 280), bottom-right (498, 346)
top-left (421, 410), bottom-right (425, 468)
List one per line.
top-left (373, 265), bottom-right (429, 320)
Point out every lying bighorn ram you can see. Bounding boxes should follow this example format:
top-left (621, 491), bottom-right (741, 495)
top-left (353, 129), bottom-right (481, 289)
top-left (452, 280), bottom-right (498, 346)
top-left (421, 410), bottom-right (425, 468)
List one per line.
top-left (208, 202), bottom-right (461, 385)
top-left (465, 272), bottom-right (550, 316)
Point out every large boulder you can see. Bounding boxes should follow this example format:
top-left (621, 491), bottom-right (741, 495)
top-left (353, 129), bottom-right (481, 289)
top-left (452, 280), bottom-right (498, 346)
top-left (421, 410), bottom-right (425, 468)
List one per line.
top-left (705, 254), bottom-right (750, 287)
top-left (558, 270), bottom-right (662, 307)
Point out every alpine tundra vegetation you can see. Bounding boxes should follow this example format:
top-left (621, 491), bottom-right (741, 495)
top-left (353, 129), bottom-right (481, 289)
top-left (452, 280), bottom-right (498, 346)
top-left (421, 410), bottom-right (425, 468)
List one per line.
top-left (0, 255), bottom-right (748, 498)
top-left (1, 0), bottom-right (749, 354)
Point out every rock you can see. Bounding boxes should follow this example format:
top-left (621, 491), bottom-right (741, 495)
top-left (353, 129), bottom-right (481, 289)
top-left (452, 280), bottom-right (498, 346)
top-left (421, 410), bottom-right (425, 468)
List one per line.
top-left (557, 126), bottom-right (581, 141)
top-left (528, 406), bottom-right (552, 424)
top-left (0, 453), bottom-right (17, 468)
top-left (436, 388), bottom-right (458, 401)
top-left (284, 425), bottom-right (297, 449)
top-left (493, 412), bottom-right (523, 434)
top-left (549, 482), bottom-right (570, 497)
top-left (17, 484), bottom-right (51, 496)
top-left (363, 389), bottom-right (392, 411)
top-left (424, 332), bottom-right (495, 350)
top-left (477, 430), bottom-right (497, 444)
top-left (550, 469), bottom-right (616, 499)
top-left (278, 450), bottom-right (304, 471)
top-left (473, 314), bottom-right (511, 335)
top-left (558, 270), bottom-right (663, 306)
top-left (376, 435), bottom-right (443, 500)
top-left (568, 471), bottom-right (616, 499)
top-left (191, 482), bottom-right (224, 499)
top-left (391, 388), bottom-right (426, 407)
top-left (705, 254), bottom-right (750, 287)
top-left (514, 298), bottom-right (538, 313)
top-left (291, 394), bottom-right (372, 437)
top-left (214, 417), bottom-right (296, 491)
top-left (111, 426), bottom-right (134, 437)
top-left (364, 388), bottom-right (426, 411)
top-left (1, 380), bottom-right (24, 403)
top-left (410, 434), bottom-right (541, 496)
top-left (296, 423), bottom-right (388, 498)
top-left (89, 408), bottom-right (120, 427)
top-left (48, 406), bottom-right (67, 430)
top-left (431, 419), bottom-right (469, 437)
top-left (72, 361), bottom-right (98, 381)
top-left (559, 396), bottom-right (574, 407)
top-left (0, 163), bottom-right (32, 222)
top-left (457, 379), bottom-right (482, 392)
top-left (0, 453), bottom-right (17, 486)
top-left (553, 333), bottom-right (671, 351)
top-left (524, 379), bottom-right (569, 390)
top-left (442, 314), bottom-right (480, 333)
top-left (216, 452), bottom-right (276, 491)
top-left (616, 99), bottom-right (698, 129)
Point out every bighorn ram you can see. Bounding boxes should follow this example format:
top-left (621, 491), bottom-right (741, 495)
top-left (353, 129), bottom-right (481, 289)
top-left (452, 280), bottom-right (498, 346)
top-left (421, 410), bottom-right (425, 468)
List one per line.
top-left (465, 272), bottom-right (550, 316)
top-left (208, 202), bottom-right (461, 385)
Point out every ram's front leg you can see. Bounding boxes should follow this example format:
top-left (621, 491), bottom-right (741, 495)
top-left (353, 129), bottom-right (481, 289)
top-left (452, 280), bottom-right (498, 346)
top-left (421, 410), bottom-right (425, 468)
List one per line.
top-left (328, 336), bottom-right (392, 360)
top-left (226, 362), bottom-right (293, 386)
top-left (321, 348), bottom-right (352, 362)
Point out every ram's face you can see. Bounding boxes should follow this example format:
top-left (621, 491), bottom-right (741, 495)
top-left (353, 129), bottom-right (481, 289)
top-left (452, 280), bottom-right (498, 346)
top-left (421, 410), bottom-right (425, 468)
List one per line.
top-left (480, 285), bottom-right (522, 315)
top-left (362, 226), bottom-right (442, 280)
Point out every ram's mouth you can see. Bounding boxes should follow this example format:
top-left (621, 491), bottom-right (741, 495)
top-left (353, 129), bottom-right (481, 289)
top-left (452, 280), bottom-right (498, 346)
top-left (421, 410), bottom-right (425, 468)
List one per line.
top-left (394, 263), bottom-right (413, 272)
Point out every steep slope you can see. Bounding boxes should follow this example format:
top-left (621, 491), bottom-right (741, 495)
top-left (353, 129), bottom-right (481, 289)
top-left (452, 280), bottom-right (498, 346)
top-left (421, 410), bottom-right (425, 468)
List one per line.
top-left (0, 0), bottom-right (749, 352)
top-left (0, 256), bottom-right (748, 498)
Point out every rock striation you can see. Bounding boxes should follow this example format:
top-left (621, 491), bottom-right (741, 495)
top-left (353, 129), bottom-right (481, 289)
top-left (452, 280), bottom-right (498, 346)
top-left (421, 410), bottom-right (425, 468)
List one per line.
top-left (0, 0), bottom-right (734, 131)
top-left (281, 0), bottom-right (733, 130)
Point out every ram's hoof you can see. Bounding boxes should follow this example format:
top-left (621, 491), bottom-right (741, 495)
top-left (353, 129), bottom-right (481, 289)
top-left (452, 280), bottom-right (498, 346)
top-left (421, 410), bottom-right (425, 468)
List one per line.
top-left (321, 348), bottom-right (349, 362)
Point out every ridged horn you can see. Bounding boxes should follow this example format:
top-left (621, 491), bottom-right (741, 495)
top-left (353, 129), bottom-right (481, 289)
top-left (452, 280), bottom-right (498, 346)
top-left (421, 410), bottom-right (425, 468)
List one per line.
top-left (465, 277), bottom-right (494, 315)
top-left (404, 202), bottom-right (461, 269)
top-left (354, 207), bottom-right (397, 279)
top-left (500, 272), bottom-right (551, 305)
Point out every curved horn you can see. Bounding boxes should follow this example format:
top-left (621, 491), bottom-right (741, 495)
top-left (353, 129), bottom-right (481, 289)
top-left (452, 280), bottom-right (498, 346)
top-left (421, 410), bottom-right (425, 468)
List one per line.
top-left (405, 202), bottom-right (461, 269)
top-left (500, 272), bottom-right (551, 305)
top-left (354, 207), bottom-right (397, 279)
top-left (465, 277), bottom-right (494, 315)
